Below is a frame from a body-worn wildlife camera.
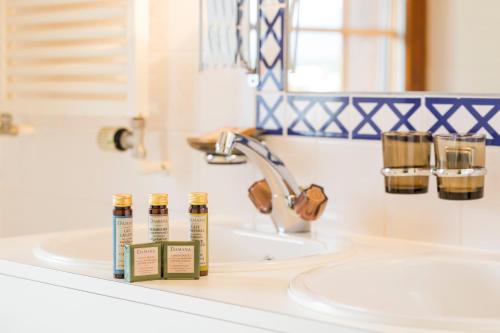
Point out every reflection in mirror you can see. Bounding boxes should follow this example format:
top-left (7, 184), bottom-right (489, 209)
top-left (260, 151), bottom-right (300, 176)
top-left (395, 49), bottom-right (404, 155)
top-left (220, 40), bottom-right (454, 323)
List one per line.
top-left (288, 0), bottom-right (408, 92)
top-left (200, 0), bottom-right (259, 72)
top-left (287, 0), bottom-right (500, 93)
top-left (237, 0), bottom-right (259, 72)
top-left (200, 0), bottom-right (239, 69)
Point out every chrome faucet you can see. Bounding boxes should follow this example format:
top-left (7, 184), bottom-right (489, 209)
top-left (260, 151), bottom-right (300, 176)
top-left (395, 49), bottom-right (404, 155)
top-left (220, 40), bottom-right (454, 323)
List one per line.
top-left (216, 131), bottom-right (328, 233)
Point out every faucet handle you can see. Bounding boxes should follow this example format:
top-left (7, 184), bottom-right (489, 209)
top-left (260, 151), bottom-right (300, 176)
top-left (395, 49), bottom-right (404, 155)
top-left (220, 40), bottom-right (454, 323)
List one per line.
top-left (248, 179), bottom-right (272, 214)
top-left (294, 184), bottom-right (328, 221)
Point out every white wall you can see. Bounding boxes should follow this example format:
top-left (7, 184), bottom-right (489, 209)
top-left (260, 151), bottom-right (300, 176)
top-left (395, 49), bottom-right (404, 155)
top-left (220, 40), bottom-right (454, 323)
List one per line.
top-left (427, 0), bottom-right (500, 93)
top-left (0, 0), bottom-right (257, 236)
top-left (1, 0), bottom-right (500, 254)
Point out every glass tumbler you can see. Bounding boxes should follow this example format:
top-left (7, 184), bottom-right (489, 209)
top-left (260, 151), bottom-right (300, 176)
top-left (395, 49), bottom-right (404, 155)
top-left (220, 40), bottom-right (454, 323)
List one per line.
top-left (382, 131), bottom-right (432, 194)
top-left (434, 133), bottom-right (486, 200)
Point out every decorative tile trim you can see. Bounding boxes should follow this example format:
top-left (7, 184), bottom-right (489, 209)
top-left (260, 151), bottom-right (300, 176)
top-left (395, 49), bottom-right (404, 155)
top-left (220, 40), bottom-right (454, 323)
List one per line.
top-left (425, 97), bottom-right (500, 145)
top-left (287, 95), bottom-right (349, 138)
top-left (256, 94), bottom-right (284, 134)
top-left (255, 93), bottom-right (500, 146)
top-left (352, 97), bottom-right (421, 140)
top-left (258, 0), bottom-right (285, 92)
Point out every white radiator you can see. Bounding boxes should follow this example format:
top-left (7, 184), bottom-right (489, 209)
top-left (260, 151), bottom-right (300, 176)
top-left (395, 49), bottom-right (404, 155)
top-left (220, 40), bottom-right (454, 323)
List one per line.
top-left (0, 0), bottom-right (149, 116)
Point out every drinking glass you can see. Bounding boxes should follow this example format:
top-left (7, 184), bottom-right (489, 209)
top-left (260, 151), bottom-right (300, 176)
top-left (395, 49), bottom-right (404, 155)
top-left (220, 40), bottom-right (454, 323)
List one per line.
top-left (434, 133), bottom-right (486, 200)
top-left (382, 131), bottom-right (432, 194)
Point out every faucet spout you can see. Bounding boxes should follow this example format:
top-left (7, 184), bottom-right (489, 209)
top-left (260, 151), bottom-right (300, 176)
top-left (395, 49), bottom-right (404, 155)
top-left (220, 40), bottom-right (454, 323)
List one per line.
top-left (216, 131), bottom-right (327, 233)
top-left (215, 131), bottom-right (236, 156)
top-left (216, 131), bottom-right (301, 197)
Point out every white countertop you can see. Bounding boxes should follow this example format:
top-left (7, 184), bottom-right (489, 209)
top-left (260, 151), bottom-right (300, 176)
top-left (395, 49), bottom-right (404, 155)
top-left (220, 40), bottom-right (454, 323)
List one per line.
top-left (0, 221), bottom-right (498, 333)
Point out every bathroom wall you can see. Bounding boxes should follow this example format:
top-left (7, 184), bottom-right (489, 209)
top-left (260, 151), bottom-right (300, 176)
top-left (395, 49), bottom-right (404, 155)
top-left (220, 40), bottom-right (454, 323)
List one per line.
top-left (0, 0), bottom-right (257, 237)
top-left (0, 0), bottom-right (500, 254)
top-left (427, 0), bottom-right (500, 93)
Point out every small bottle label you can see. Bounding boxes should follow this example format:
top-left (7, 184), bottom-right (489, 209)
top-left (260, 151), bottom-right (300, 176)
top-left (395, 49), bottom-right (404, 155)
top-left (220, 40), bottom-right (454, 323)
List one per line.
top-left (190, 214), bottom-right (208, 270)
top-left (167, 245), bottom-right (195, 273)
top-left (113, 216), bottom-right (133, 272)
top-left (148, 214), bottom-right (169, 242)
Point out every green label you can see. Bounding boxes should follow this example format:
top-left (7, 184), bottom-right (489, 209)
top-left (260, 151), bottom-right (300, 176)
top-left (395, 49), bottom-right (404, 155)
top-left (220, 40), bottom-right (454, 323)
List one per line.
top-left (190, 213), bottom-right (208, 270)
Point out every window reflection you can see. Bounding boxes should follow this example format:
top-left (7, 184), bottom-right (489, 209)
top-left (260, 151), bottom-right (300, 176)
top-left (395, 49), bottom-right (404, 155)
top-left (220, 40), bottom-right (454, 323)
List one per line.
top-left (288, 0), bottom-right (407, 92)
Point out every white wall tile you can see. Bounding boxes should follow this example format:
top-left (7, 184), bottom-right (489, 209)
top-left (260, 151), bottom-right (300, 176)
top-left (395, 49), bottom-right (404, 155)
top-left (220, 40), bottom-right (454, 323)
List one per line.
top-left (163, 0), bottom-right (199, 52)
top-left (315, 139), bottom-right (386, 235)
top-left (162, 52), bottom-right (199, 132)
top-left (462, 146), bottom-right (500, 251)
top-left (383, 188), bottom-right (462, 245)
top-left (264, 135), bottom-right (318, 186)
top-left (197, 161), bottom-right (258, 223)
top-left (197, 69), bottom-right (255, 133)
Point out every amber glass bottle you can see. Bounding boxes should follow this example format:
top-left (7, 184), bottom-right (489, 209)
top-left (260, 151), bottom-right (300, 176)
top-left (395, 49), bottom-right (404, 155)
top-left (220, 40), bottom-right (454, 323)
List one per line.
top-left (189, 192), bottom-right (208, 276)
top-left (112, 194), bottom-right (133, 279)
top-left (148, 193), bottom-right (169, 242)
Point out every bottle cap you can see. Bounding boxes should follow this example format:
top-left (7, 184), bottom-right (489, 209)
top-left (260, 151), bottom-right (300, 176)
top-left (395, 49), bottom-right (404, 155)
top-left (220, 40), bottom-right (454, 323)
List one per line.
top-left (189, 192), bottom-right (208, 205)
top-left (113, 194), bottom-right (132, 207)
top-left (149, 193), bottom-right (168, 206)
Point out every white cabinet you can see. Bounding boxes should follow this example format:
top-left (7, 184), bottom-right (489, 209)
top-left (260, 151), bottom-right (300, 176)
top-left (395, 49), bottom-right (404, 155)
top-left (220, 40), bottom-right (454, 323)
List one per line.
top-left (0, 274), bottom-right (268, 333)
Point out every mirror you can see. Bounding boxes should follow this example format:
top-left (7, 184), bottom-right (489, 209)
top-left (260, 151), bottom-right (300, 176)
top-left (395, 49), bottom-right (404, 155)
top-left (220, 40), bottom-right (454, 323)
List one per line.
top-left (287, 0), bottom-right (500, 93)
top-left (200, 0), bottom-right (259, 72)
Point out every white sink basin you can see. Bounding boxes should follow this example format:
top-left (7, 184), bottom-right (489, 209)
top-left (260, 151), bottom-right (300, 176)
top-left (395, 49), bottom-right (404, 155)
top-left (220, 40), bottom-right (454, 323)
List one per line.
top-left (34, 224), bottom-right (352, 273)
top-left (289, 256), bottom-right (500, 331)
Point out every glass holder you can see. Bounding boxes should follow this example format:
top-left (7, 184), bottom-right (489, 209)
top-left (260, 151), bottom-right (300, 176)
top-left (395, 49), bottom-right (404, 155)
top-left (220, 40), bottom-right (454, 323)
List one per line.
top-left (381, 167), bottom-right (487, 177)
top-left (381, 132), bottom-right (487, 200)
top-left (433, 167), bottom-right (487, 177)
top-left (381, 167), bottom-right (432, 177)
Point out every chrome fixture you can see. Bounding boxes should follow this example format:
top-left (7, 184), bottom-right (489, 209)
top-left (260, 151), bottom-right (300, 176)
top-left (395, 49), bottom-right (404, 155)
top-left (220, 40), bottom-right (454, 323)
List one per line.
top-left (381, 167), bottom-right (487, 178)
top-left (187, 127), bottom-right (263, 165)
top-left (128, 116), bottom-right (146, 159)
top-left (97, 116), bottom-right (170, 174)
top-left (97, 116), bottom-right (146, 159)
top-left (206, 153), bottom-right (247, 165)
top-left (216, 131), bottom-right (328, 233)
top-left (0, 113), bottom-right (19, 136)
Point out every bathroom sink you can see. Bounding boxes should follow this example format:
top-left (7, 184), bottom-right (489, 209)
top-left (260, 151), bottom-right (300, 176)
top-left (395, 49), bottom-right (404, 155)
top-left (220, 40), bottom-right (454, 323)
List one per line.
top-left (289, 256), bottom-right (500, 331)
top-left (34, 224), bottom-right (351, 273)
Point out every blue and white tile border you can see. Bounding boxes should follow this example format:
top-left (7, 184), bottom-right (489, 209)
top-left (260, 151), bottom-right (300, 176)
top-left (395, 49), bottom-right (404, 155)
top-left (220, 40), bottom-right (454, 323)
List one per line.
top-left (258, 0), bottom-right (285, 92)
top-left (257, 94), bottom-right (500, 146)
top-left (287, 95), bottom-right (349, 138)
top-left (255, 1), bottom-right (500, 146)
